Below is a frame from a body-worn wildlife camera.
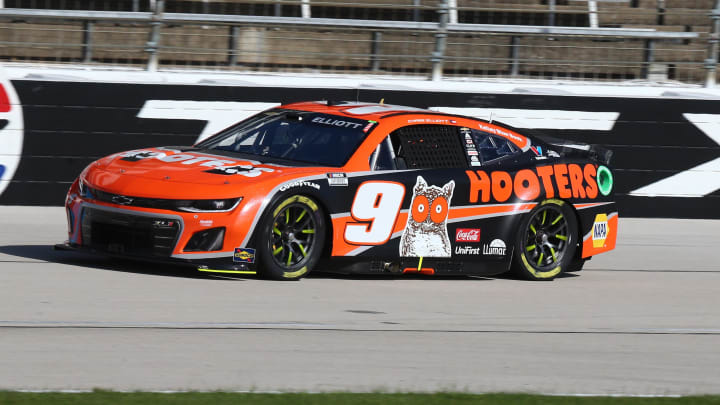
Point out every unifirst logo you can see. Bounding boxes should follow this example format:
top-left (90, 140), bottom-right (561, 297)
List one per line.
top-left (0, 70), bottom-right (24, 198)
top-left (592, 213), bottom-right (608, 248)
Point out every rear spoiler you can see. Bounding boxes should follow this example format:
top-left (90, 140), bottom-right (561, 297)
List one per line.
top-left (479, 120), bottom-right (614, 166)
top-left (555, 143), bottom-right (613, 166)
top-left (536, 135), bottom-right (613, 166)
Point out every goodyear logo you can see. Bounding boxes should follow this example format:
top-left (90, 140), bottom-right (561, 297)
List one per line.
top-left (233, 248), bottom-right (256, 263)
top-left (592, 213), bottom-right (608, 248)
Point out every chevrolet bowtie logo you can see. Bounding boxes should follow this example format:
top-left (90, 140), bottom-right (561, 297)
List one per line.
top-left (111, 195), bottom-right (134, 205)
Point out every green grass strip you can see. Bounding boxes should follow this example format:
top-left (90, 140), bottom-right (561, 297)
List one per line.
top-left (2, 392), bottom-right (719, 405)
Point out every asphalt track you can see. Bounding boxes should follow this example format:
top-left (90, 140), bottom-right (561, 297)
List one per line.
top-left (1, 206), bottom-right (719, 395)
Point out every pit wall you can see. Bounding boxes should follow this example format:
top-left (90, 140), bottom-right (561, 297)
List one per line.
top-left (0, 67), bottom-right (718, 219)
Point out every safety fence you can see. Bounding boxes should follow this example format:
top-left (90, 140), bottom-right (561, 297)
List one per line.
top-left (0, 0), bottom-right (718, 84)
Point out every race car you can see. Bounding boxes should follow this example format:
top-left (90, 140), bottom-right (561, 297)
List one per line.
top-left (59, 101), bottom-right (617, 280)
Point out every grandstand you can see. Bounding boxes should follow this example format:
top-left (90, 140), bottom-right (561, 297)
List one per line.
top-left (0, 0), bottom-right (717, 85)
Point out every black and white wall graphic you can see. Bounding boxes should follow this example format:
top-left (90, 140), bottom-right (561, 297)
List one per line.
top-left (1, 79), bottom-right (718, 218)
top-left (0, 76), bottom-right (24, 199)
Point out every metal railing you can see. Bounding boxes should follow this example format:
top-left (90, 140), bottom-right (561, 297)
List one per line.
top-left (0, 0), bottom-right (716, 86)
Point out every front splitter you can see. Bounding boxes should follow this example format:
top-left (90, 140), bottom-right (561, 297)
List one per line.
top-left (54, 242), bottom-right (256, 275)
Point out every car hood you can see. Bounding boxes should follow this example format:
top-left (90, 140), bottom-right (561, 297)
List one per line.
top-left (83, 147), bottom-right (329, 199)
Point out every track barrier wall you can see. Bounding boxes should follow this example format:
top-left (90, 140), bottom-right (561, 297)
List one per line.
top-left (0, 75), bottom-right (718, 218)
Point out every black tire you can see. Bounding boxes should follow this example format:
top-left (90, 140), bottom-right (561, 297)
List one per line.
top-left (565, 259), bottom-right (586, 273)
top-left (511, 199), bottom-right (578, 281)
top-left (256, 194), bottom-right (326, 280)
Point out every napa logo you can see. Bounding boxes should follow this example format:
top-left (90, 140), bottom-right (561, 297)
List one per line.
top-left (233, 247), bottom-right (256, 264)
top-left (592, 213), bottom-right (609, 248)
top-left (0, 69), bottom-right (23, 198)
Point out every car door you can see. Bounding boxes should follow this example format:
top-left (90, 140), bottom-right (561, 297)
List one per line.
top-left (330, 120), bottom-right (532, 276)
top-left (334, 123), bottom-right (470, 260)
top-left (389, 123), bottom-right (530, 267)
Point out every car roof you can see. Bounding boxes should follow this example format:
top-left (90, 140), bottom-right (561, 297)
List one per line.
top-left (280, 101), bottom-right (435, 121)
top-left (279, 100), bottom-right (533, 154)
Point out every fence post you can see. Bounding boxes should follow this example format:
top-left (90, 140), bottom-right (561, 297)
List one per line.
top-left (274, 0), bottom-right (282, 16)
top-left (82, 20), bottom-right (93, 63)
top-left (146, 0), bottom-right (164, 71)
top-left (447, 0), bottom-right (458, 24)
top-left (228, 25), bottom-right (239, 66)
top-left (431, 0), bottom-right (448, 81)
top-left (642, 39), bottom-right (655, 79)
top-left (705, 2), bottom-right (720, 87)
top-left (370, 31), bottom-right (382, 71)
top-left (588, 0), bottom-right (599, 28)
top-left (510, 36), bottom-right (519, 76)
top-left (301, 0), bottom-right (311, 18)
top-left (548, 0), bottom-right (556, 26)
top-left (657, 0), bottom-right (666, 25)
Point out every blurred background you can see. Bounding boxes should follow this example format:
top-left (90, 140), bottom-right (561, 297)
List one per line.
top-left (0, 0), bottom-right (717, 85)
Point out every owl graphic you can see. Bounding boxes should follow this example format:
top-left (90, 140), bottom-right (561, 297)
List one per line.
top-left (399, 176), bottom-right (455, 257)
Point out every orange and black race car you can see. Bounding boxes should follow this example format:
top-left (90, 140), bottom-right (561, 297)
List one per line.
top-left (59, 101), bottom-right (617, 280)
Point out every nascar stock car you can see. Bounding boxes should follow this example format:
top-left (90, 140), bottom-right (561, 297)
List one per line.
top-left (59, 101), bottom-right (617, 280)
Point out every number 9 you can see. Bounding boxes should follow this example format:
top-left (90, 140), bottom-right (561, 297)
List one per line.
top-left (344, 181), bottom-right (405, 245)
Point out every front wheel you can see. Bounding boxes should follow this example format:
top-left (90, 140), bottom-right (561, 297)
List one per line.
top-left (511, 199), bottom-right (578, 281)
top-left (256, 195), bottom-right (326, 280)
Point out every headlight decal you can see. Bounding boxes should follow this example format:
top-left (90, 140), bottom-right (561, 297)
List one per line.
top-left (177, 198), bottom-right (242, 213)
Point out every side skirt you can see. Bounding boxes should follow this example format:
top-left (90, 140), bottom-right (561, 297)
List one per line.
top-left (316, 257), bottom-right (511, 277)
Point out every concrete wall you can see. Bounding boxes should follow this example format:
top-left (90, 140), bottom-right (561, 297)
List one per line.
top-left (0, 69), bottom-right (718, 218)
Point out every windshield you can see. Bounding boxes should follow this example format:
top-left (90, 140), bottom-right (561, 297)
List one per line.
top-left (196, 109), bottom-right (373, 167)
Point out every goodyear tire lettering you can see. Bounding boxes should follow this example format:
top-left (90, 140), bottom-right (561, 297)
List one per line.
top-left (283, 266), bottom-right (308, 279)
top-left (520, 252), bottom-right (562, 279)
top-left (541, 198), bottom-right (565, 206)
top-left (273, 195), bottom-right (319, 218)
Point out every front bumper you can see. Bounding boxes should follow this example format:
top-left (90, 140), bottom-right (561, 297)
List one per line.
top-left (64, 196), bottom-right (255, 274)
top-left (80, 205), bottom-right (182, 257)
top-left (54, 241), bottom-right (256, 274)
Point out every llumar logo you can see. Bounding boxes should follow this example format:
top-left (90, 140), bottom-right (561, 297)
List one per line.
top-left (0, 73), bottom-right (24, 198)
top-left (592, 213), bottom-right (608, 248)
top-left (482, 239), bottom-right (507, 256)
top-left (466, 163), bottom-right (599, 203)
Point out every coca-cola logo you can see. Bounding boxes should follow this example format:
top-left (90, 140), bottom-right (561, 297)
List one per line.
top-left (455, 228), bottom-right (481, 242)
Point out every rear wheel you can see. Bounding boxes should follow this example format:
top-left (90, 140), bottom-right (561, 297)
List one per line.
top-left (512, 199), bottom-right (578, 281)
top-left (257, 195), bottom-right (325, 280)
top-left (565, 259), bottom-right (586, 273)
